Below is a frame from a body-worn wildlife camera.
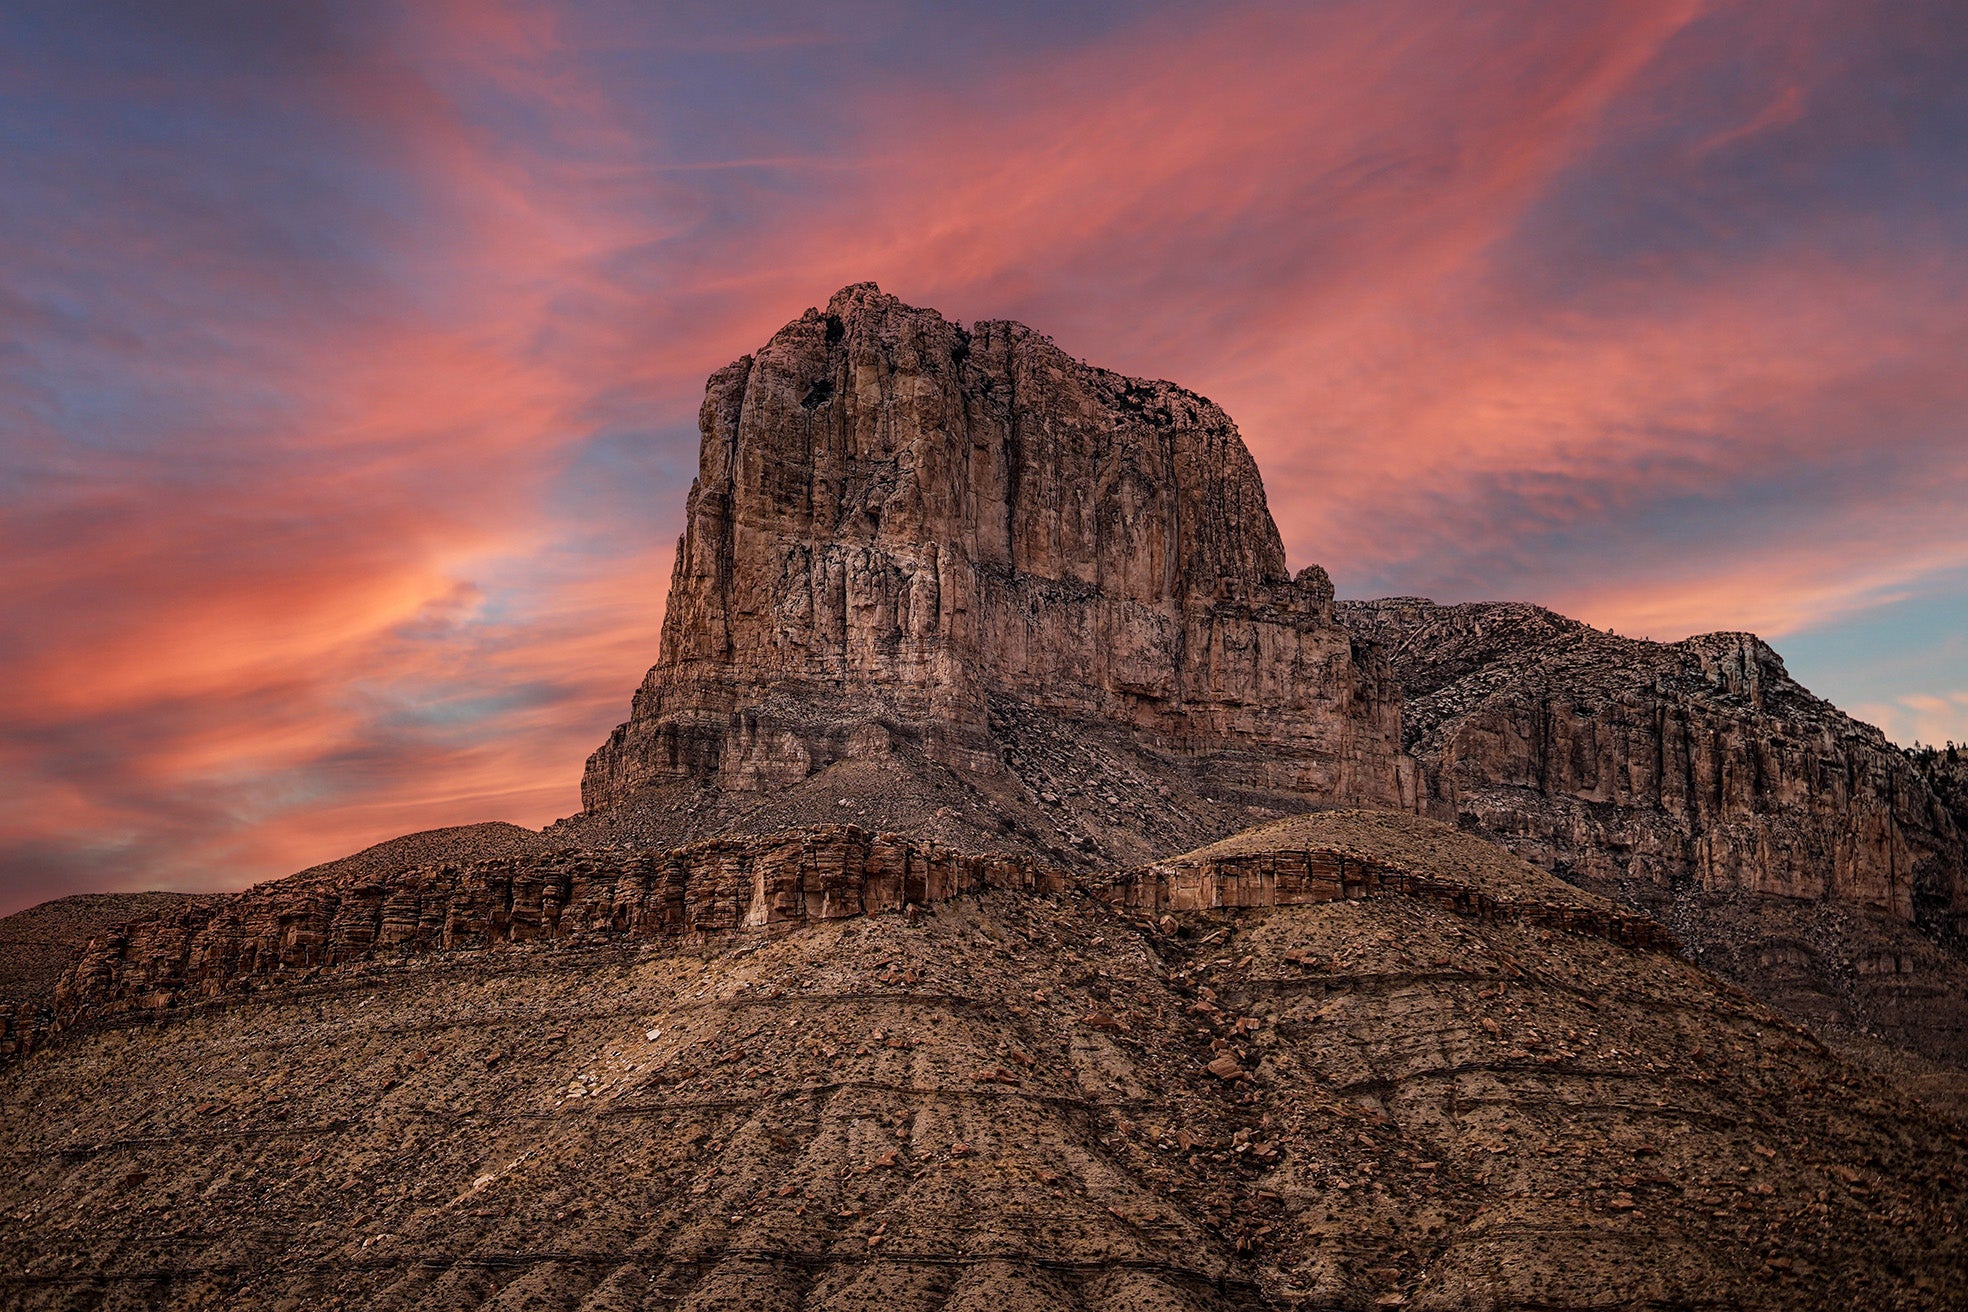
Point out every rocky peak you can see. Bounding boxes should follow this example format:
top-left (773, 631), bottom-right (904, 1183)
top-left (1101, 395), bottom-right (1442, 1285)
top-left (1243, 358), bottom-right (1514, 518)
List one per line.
top-left (1676, 629), bottom-right (1788, 706)
top-left (1338, 597), bottom-right (1965, 927)
top-left (579, 285), bottom-right (1408, 860)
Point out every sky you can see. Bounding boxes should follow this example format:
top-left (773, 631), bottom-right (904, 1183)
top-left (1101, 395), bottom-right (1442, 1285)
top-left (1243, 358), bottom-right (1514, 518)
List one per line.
top-left (3, 0), bottom-right (1965, 914)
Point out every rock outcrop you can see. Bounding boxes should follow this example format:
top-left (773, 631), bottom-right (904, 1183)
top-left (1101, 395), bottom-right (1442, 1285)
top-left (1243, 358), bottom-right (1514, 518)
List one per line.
top-left (40, 813), bottom-right (1671, 1050)
top-left (13, 286), bottom-right (1968, 1311)
top-left (1912, 745), bottom-right (1968, 841)
top-left (1098, 809), bottom-right (1673, 949)
top-left (578, 285), bottom-right (1408, 864)
top-left (1338, 598), bottom-right (1965, 926)
top-left (0, 892), bottom-right (219, 1058)
top-left (46, 827), bottom-right (1063, 1040)
top-left (1338, 598), bottom-right (1968, 1070)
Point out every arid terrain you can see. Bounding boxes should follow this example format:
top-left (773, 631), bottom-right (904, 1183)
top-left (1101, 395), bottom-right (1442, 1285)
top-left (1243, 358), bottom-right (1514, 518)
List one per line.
top-left (5, 813), bottom-right (1963, 1310)
top-left (3, 287), bottom-right (1964, 1309)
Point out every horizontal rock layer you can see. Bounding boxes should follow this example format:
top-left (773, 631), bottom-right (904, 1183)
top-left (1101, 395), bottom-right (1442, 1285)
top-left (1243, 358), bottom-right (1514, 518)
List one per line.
top-left (26, 816), bottom-right (1673, 1057)
top-left (1100, 849), bottom-right (1672, 951)
top-left (46, 828), bottom-right (1060, 1039)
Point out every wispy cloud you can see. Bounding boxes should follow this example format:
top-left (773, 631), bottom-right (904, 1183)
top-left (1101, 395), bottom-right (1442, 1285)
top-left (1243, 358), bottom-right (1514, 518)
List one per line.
top-left (2, 0), bottom-right (1964, 911)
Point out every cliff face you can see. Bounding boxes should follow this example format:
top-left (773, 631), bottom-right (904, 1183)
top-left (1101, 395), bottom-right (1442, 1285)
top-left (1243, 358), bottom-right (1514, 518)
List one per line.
top-left (47, 827), bottom-right (1062, 1038)
top-left (0, 891), bottom-right (221, 1059)
top-left (39, 813), bottom-right (1665, 1048)
top-left (581, 285), bottom-right (1407, 847)
top-left (1338, 599), bottom-right (1965, 925)
top-left (1913, 748), bottom-right (1968, 841)
top-left (1336, 599), bottom-right (1968, 1069)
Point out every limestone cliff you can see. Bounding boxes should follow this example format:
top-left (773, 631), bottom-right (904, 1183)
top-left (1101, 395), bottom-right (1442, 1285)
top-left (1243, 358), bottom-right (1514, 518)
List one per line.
top-left (1912, 746), bottom-right (1968, 842)
top-left (579, 284), bottom-right (1408, 860)
top-left (1338, 599), bottom-right (1968, 1067)
top-left (1338, 598), bottom-right (1965, 922)
top-left (39, 813), bottom-right (1665, 1047)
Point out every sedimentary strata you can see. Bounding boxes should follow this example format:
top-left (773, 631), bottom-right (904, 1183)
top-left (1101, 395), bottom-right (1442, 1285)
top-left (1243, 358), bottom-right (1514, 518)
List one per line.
top-left (3, 818), bottom-right (1960, 1310)
top-left (1337, 597), bottom-right (1968, 1073)
top-left (0, 892), bottom-right (219, 1058)
top-left (45, 828), bottom-right (1059, 1041)
top-left (1338, 597), bottom-right (1965, 927)
top-left (580, 284), bottom-right (1408, 859)
top-left (36, 815), bottom-right (1678, 1053)
top-left (1100, 810), bottom-right (1674, 950)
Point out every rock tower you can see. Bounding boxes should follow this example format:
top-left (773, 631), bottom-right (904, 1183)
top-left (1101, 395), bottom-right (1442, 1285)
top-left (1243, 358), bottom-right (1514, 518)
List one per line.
top-left (582, 284), bottom-right (1409, 848)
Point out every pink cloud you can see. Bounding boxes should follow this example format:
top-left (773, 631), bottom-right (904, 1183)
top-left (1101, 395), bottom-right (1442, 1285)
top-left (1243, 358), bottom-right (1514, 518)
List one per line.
top-left (4, 0), bottom-right (1963, 910)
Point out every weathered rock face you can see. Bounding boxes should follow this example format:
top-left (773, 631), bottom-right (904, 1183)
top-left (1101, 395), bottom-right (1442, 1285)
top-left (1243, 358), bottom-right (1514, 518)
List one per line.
top-left (1097, 809), bottom-right (1675, 949)
top-left (41, 813), bottom-right (1666, 1048)
top-left (1337, 598), bottom-right (1967, 928)
top-left (1912, 746), bottom-right (1968, 841)
top-left (43, 827), bottom-right (1063, 1043)
top-left (0, 891), bottom-right (218, 1056)
top-left (583, 284), bottom-right (1407, 834)
top-left (1337, 599), bottom-right (1968, 1077)
top-left (1330, 601), bottom-right (1960, 924)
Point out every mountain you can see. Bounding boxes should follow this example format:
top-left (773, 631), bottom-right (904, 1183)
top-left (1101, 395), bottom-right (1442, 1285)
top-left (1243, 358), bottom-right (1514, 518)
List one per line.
top-left (565, 283), bottom-right (1409, 870)
top-left (4, 287), bottom-right (1965, 1309)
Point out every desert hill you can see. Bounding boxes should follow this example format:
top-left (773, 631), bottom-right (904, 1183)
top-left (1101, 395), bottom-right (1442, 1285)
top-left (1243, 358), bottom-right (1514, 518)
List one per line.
top-left (283, 823), bottom-right (548, 887)
top-left (2, 811), bottom-right (1962, 1310)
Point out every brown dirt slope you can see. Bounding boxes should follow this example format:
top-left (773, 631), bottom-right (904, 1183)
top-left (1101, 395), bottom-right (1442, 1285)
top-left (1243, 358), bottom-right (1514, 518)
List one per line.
top-left (547, 718), bottom-right (1346, 880)
top-left (1171, 809), bottom-right (1618, 908)
top-left (281, 822), bottom-right (546, 889)
top-left (2, 821), bottom-right (1962, 1311)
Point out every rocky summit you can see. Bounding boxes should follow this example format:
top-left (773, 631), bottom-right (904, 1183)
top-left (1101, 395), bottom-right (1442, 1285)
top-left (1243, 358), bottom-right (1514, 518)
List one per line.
top-left (571, 284), bottom-right (1408, 870)
top-left (1336, 599), bottom-right (1965, 922)
top-left (4, 287), bottom-right (1967, 1310)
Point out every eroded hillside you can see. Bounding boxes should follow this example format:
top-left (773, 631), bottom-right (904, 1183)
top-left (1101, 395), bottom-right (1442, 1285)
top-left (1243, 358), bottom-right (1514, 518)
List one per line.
top-left (2, 815), bottom-right (1961, 1311)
